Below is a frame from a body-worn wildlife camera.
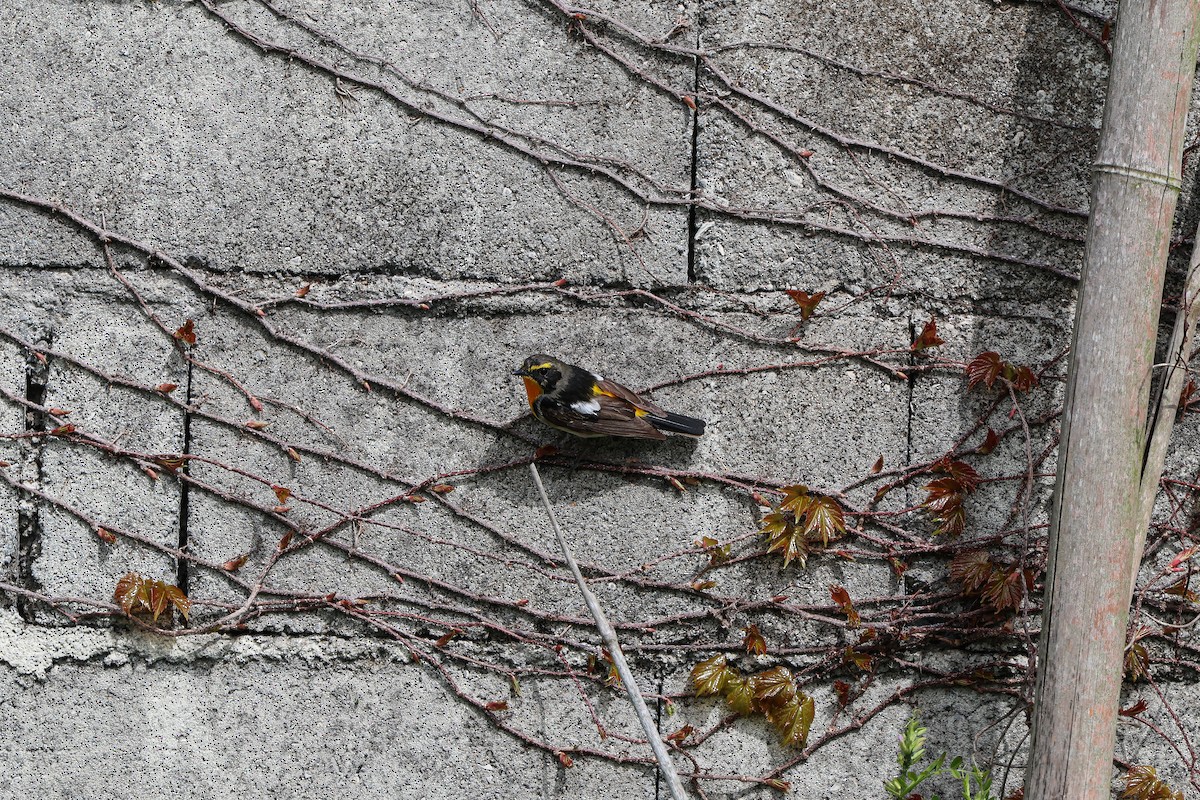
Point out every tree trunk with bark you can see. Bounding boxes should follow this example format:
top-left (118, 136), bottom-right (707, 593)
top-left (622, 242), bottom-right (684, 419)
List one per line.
top-left (1027, 2), bottom-right (1200, 797)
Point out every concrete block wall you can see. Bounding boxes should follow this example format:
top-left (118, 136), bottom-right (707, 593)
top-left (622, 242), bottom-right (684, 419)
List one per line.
top-left (2, 0), bottom-right (1199, 797)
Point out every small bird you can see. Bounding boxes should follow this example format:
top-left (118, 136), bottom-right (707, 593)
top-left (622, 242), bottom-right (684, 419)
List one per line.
top-left (513, 354), bottom-right (706, 440)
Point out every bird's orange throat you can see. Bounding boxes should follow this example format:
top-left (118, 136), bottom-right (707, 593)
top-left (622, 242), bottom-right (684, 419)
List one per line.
top-left (521, 376), bottom-right (543, 407)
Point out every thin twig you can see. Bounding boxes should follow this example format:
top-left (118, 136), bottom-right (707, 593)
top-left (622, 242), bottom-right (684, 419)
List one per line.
top-left (528, 462), bottom-right (688, 800)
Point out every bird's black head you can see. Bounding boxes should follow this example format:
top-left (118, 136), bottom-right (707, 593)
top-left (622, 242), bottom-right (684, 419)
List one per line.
top-left (513, 354), bottom-right (565, 390)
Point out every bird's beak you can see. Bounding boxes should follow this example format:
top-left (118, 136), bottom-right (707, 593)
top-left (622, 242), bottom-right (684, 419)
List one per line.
top-left (512, 367), bottom-right (528, 377)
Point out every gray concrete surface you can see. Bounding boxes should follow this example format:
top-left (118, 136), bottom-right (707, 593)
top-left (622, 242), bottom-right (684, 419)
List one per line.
top-left (2, 0), bottom-right (1199, 797)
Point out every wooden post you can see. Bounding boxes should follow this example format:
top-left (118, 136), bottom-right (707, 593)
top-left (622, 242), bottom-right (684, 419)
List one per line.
top-left (1026, 2), bottom-right (1200, 797)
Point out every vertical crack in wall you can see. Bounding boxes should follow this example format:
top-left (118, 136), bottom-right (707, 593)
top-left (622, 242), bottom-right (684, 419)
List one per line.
top-left (15, 335), bottom-right (51, 621)
top-left (176, 359), bottom-right (194, 594)
top-left (904, 318), bottom-right (917, 573)
top-left (685, 1), bottom-right (703, 284)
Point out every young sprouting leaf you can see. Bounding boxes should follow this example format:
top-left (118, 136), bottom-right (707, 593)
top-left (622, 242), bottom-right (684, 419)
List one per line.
top-left (154, 455), bottom-right (185, 473)
top-left (833, 679), bottom-right (851, 707)
top-left (983, 568), bottom-right (1025, 612)
top-left (156, 383), bottom-right (178, 394)
top-left (114, 573), bottom-right (141, 615)
top-left (434, 629), bottom-right (461, 648)
top-left (1009, 364), bottom-right (1038, 393)
top-left (699, 536), bottom-right (732, 567)
top-left (724, 674), bottom-right (756, 716)
top-left (556, 752), bottom-right (574, 769)
top-left (800, 494), bottom-right (846, 547)
top-left (766, 693), bottom-right (815, 748)
top-left (1164, 577), bottom-right (1199, 604)
top-left (761, 510), bottom-right (809, 569)
top-left (830, 584), bottom-right (861, 628)
top-left (843, 646), bottom-right (874, 672)
top-left (938, 460), bottom-right (981, 492)
top-left (950, 550), bottom-right (995, 594)
top-left (272, 485), bottom-right (292, 504)
top-left (911, 317), bottom-right (945, 351)
top-left (763, 778), bottom-right (791, 792)
top-left (96, 526), bottom-right (117, 545)
top-left (977, 427), bottom-right (1001, 455)
top-left (296, 283), bottom-right (311, 298)
top-left (923, 477), bottom-right (967, 536)
top-left (1119, 699), bottom-right (1149, 718)
top-left (113, 573), bottom-right (190, 625)
top-left (173, 319), bottom-right (197, 346)
top-left (1123, 764), bottom-right (1184, 800)
top-left (431, 484), bottom-right (455, 494)
top-left (485, 700), bottom-right (509, 712)
top-left (752, 666), bottom-right (797, 706)
top-left (743, 624), bottom-right (767, 655)
top-left (786, 289), bottom-right (826, 321)
top-left (870, 455), bottom-right (884, 474)
top-left (222, 554), bottom-right (249, 571)
top-left (1180, 379), bottom-right (1197, 412)
top-left (1124, 642), bottom-right (1150, 683)
top-left (690, 654), bottom-right (733, 696)
top-left (286, 447), bottom-right (302, 463)
top-left (1167, 545), bottom-right (1199, 572)
top-left (665, 724), bottom-right (694, 745)
top-left (50, 423), bottom-right (76, 436)
top-left (966, 351), bottom-right (1003, 390)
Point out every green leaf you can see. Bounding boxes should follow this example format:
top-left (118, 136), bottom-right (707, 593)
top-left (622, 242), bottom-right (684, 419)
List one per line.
top-left (690, 654), bottom-right (733, 696)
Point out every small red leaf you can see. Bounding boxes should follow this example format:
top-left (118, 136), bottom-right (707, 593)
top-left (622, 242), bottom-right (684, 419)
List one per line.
top-left (245, 420), bottom-right (269, 430)
top-left (434, 629), bottom-right (461, 648)
top-left (431, 484), bottom-right (455, 494)
top-left (870, 455), bottom-right (884, 474)
top-left (556, 752), bottom-right (574, 768)
top-left (50, 423), bottom-right (76, 436)
top-left (1119, 699), bottom-right (1149, 717)
top-left (743, 624), bottom-right (767, 655)
top-left (222, 554), bottom-right (249, 571)
top-left (966, 351), bottom-right (1003, 390)
top-left (249, 396), bottom-right (264, 412)
top-left (272, 485), bottom-right (292, 504)
top-left (666, 724), bottom-right (695, 744)
top-left (296, 283), bottom-right (311, 298)
top-left (96, 527), bottom-right (117, 545)
top-left (156, 383), bottom-right (178, 394)
top-left (911, 317), bottom-right (945, 351)
top-left (485, 700), bottom-right (509, 712)
top-left (786, 289), bottom-right (826, 321)
top-left (977, 427), bottom-right (1000, 455)
top-left (535, 445), bottom-right (559, 459)
top-left (173, 319), bottom-right (197, 346)
top-left (285, 447), bottom-right (302, 463)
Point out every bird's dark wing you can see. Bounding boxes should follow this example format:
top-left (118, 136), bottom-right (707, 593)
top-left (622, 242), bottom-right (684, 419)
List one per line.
top-left (594, 378), bottom-right (669, 416)
top-left (535, 394), bottom-right (667, 440)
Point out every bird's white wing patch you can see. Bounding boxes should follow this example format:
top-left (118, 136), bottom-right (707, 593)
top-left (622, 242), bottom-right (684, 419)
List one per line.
top-left (591, 371), bottom-right (605, 382)
top-left (571, 397), bottom-right (602, 416)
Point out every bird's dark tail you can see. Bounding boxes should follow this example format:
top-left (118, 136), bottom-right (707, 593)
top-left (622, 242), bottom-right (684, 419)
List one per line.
top-left (648, 411), bottom-right (706, 437)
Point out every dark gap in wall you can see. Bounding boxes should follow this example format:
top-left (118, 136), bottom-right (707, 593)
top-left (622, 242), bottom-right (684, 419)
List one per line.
top-left (176, 358), bottom-right (194, 594)
top-left (15, 334), bottom-right (51, 621)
